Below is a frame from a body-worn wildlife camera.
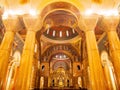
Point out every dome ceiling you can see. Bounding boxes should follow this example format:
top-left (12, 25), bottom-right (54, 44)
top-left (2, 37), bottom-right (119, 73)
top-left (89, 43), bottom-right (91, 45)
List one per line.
top-left (43, 10), bottom-right (79, 40)
top-left (43, 10), bottom-right (78, 27)
top-left (43, 26), bottom-right (78, 40)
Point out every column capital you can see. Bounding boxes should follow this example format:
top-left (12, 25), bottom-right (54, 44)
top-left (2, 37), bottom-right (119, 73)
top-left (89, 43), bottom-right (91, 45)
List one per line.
top-left (2, 16), bottom-right (20, 32)
top-left (101, 16), bottom-right (119, 32)
top-left (79, 15), bottom-right (99, 32)
top-left (23, 15), bottom-right (42, 32)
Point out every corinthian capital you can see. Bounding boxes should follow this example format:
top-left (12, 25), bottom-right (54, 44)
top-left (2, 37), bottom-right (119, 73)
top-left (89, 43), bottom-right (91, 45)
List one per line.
top-left (101, 16), bottom-right (119, 32)
top-left (78, 14), bottom-right (99, 32)
top-left (3, 16), bottom-right (20, 32)
top-left (23, 15), bottom-right (42, 32)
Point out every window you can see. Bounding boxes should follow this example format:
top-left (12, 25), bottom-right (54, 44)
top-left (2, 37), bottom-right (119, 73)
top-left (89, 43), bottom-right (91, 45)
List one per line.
top-left (42, 65), bottom-right (45, 71)
top-left (77, 65), bottom-right (80, 70)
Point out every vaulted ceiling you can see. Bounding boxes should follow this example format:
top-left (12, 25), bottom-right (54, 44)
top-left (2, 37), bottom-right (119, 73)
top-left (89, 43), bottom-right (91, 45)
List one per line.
top-left (0, 0), bottom-right (120, 12)
top-left (0, 0), bottom-right (119, 43)
top-left (0, 0), bottom-right (120, 63)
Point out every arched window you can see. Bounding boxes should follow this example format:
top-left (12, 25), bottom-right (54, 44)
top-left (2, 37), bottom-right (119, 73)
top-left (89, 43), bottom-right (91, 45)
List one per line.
top-left (67, 80), bottom-right (69, 87)
top-left (42, 65), bottom-right (45, 71)
top-left (52, 79), bottom-right (55, 86)
top-left (77, 65), bottom-right (80, 70)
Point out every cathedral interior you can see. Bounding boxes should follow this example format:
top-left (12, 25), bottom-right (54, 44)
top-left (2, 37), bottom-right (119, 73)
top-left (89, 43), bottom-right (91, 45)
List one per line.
top-left (0, 0), bottom-right (120, 90)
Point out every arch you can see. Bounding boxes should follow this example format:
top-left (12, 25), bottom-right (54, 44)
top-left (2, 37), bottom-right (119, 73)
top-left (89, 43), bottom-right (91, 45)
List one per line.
top-left (39, 1), bottom-right (82, 34)
top-left (41, 44), bottom-right (81, 63)
top-left (40, 34), bottom-right (81, 44)
top-left (52, 60), bottom-right (70, 71)
top-left (42, 9), bottom-right (78, 23)
top-left (43, 9), bottom-right (78, 28)
top-left (48, 50), bottom-right (74, 63)
top-left (40, 9), bottom-right (82, 36)
top-left (42, 44), bottom-right (80, 57)
top-left (37, 1), bottom-right (84, 40)
top-left (38, 0), bottom-right (84, 15)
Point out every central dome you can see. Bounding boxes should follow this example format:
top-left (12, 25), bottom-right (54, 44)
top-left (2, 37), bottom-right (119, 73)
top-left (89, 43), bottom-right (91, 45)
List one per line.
top-left (43, 26), bottom-right (78, 40)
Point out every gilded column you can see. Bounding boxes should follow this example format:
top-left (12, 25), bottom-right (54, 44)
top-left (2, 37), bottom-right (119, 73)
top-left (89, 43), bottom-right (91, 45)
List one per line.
top-left (79, 15), bottom-right (107, 90)
top-left (0, 17), bottom-right (19, 89)
top-left (14, 16), bottom-right (42, 90)
top-left (102, 16), bottom-right (120, 88)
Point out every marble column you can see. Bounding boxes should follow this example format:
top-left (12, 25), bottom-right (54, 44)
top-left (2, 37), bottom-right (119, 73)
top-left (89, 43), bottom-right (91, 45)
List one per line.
top-left (102, 16), bottom-right (120, 88)
top-left (14, 15), bottom-right (42, 90)
top-left (79, 15), bottom-right (107, 90)
top-left (0, 17), bottom-right (19, 89)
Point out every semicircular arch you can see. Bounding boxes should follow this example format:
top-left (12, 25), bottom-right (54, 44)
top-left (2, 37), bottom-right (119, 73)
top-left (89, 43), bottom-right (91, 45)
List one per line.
top-left (48, 50), bottom-right (74, 63)
top-left (38, 0), bottom-right (84, 16)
